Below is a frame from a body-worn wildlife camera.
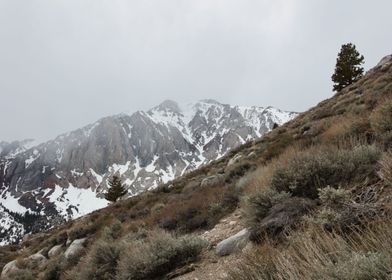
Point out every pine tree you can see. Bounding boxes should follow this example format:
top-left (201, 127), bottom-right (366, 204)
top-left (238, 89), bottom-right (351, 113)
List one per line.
top-left (105, 175), bottom-right (127, 202)
top-left (332, 43), bottom-right (364, 92)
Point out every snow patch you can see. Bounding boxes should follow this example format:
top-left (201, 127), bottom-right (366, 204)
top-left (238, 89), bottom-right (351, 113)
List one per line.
top-left (90, 168), bottom-right (103, 184)
top-left (0, 191), bottom-right (29, 214)
top-left (25, 149), bottom-right (40, 168)
top-left (48, 184), bottom-right (108, 219)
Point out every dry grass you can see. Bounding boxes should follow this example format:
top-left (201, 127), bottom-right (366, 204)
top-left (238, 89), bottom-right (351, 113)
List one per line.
top-left (228, 219), bottom-right (392, 280)
top-left (153, 183), bottom-right (240, 233)
top-left (378, 150), bottom-right (392, 186)
top-left (370, 98), bottom-right (392, 149)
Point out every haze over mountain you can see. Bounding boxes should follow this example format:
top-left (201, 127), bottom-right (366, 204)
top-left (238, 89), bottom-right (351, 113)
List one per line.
top-left (1, 1), bottom-right (391, 142)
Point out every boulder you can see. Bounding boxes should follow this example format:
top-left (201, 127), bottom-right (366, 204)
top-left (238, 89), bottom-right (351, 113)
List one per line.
top-left (368, 55), bottom-right (392, 74)
top-left (376, 54), bottom-right (392, 68)
top-left (1, 260), bottom-right (20, 279)
top-left (247, 151), bottom-right (257, 158)
top-left (25, 253), bottom-right (47, 268)
top-left (200, 175), bottom-right (222, 188)
top-left (48, 244), bottom-right (63, 258)
top-left (215, 228), bottom-right (250, 256)
top-left (228, 154), bottom-right (243, 166)
top-left (64, 238), bottom-right (87, 259)
top-left (1, 253), bottom-right (47, 278)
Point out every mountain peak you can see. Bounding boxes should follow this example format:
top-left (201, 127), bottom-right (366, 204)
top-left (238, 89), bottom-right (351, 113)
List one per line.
top-left (198, 99), bottom-right (222, 105)
top-left (153, 100), bottom-right (181, 113)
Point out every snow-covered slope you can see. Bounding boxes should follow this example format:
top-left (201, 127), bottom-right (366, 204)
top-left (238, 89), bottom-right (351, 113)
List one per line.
top-left (0, 99), bottom-right (297, 244)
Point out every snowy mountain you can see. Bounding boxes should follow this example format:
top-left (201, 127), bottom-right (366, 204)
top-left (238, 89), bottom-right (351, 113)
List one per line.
top-left (0, 99), bottom-right (296, 244)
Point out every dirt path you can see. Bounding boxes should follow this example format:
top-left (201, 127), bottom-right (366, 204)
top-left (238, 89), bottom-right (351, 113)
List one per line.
top-left (174, 208), bottom-right (248, 280)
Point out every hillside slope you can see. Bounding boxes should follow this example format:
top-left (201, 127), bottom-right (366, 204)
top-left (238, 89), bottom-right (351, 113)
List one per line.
top-left (1, 54), bottom-right (392, 280)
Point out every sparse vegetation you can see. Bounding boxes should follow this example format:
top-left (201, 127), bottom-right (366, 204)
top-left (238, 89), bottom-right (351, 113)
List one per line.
top-left (2, 54), bottom-right (392, 280)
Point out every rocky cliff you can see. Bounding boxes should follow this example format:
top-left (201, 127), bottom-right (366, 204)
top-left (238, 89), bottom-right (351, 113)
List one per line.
top-left (0, 99), bottom-right (296, 244)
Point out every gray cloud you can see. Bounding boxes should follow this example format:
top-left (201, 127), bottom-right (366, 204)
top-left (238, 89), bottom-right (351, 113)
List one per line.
top-left (0, 0), bottom-right (391, 142)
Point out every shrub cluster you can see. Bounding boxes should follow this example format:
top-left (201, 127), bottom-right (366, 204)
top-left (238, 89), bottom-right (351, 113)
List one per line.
top-left (270, 145), bottom-right (381, 198)
top-left (117, 230), bottom-right (206, 280)
top-left (72, 241), bottom-right (122, 280)
top-left (67, 228), bottom-right (206, 280)
top-left (245, 187), bottom-right (291, 230)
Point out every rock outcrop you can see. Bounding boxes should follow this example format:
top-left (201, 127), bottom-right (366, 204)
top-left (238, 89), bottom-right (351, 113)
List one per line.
top-left (215, 228), bottom-right (250, 256)
top-left (1, 260), bottom-right (20, 279)
top-left (25, 253), bottom-right (47, 268)
top-left (48, 244), bottom-right (63, 258)
top-left (64, 238), bottom-right (87, 259)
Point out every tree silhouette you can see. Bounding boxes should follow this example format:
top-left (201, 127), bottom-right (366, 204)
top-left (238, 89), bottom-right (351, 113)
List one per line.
top-left (105, 175), bottom-right (127, 202)
top-left (332, 43), bottom-right (364, 92)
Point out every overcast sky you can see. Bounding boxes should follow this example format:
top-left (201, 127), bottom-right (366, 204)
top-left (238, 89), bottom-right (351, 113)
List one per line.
top-left (0, 0), bottom-right (391, 142)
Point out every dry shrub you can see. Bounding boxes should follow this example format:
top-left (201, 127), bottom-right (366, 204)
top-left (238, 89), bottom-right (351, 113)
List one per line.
top-left (321, 116), bottom-right (373, 144)
top-left (378, 150), bottom-right (392, 186)
top-left (5, 269), bottom-right (35, 280)
top-left (241, 165), bottom-right (277, 196)
top-left (156, 184), bottom-right (240, 233)
top-left (67, 221), bottom-right (99, 241)
top-left (100, 220), bottom-right (123, 241)
top-left (39, 256), bottom-right (62, 280)
top-left (306, 186), bottom-right (384, 231)
top-left (370, 99), bottom-right (392, 139)
top-left (116, 230), bottom-right (206, 280)
top-left (270, 145), bottom-right (381, 198)
top-left (244, 186), bottom-right (291, 230)
top-left (318, 186), bottom-right (350, 207)
top-left (320, 116), bottom-right (353, 142)
top-left (66, 229), bottom-right (206, 280)
top-left (261, 132), bottom-right (295, 161)
top-left (68, 240), bottom-right (122, 280)
top-left (225, 160), bottom-right (257, 183)
top-left (228, 219), bottom-right (392, 280)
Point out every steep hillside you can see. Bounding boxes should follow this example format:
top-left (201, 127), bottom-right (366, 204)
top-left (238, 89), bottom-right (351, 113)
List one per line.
top-left (0, 100), bottom-right (295, 245)
top-left (1, 54), bottom-right (392, 280)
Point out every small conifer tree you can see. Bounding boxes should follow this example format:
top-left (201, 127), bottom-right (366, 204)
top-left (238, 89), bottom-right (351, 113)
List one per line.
top-left (105, 175), bottom-right (127, 202)
top-left (332, 43), bottom-right (364, 92)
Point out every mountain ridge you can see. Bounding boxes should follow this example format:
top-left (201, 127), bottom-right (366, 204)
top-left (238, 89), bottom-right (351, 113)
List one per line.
top-left (0, 99), bottom-right (296, 245)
